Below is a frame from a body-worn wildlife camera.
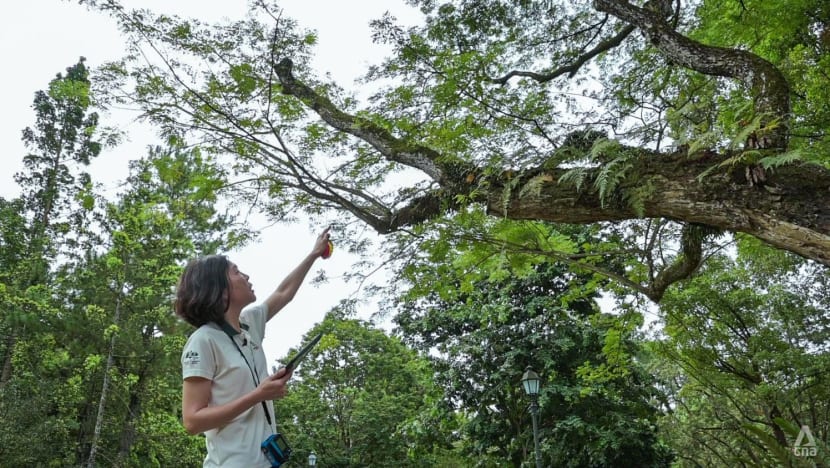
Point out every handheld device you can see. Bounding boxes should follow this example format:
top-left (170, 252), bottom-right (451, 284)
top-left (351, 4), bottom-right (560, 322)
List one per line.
top-left (284, 333), bottom-right (323, 372)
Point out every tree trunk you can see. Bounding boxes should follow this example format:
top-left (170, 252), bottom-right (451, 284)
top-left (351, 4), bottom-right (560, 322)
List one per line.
top-left (86, 295), bottom-right (122, 468)
top-left (115, 339), bottom-right (152, 467)
top-left (0, 333), bottom-right (15, 387)
top-left (115, 378), bottom-right (142, 467)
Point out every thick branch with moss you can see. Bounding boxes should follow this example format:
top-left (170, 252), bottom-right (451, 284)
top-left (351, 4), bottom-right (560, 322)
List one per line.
top-left (273, 60), bottom-right (830, 266)
top-left (593, 0), bottom-right (791, 147)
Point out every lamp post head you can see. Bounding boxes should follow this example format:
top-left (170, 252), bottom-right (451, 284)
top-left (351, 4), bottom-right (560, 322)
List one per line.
top-left (521, 366), bottom-right (540, 396)
top-left (308, 451), bottom-right (317, 466)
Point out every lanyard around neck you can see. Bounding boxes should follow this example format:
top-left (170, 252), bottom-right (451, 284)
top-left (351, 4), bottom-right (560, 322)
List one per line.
top-left (218, 320), bottom-right (273, 427)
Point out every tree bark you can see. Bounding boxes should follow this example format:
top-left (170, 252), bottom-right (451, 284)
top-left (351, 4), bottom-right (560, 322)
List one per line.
top-left (486, 154), bottom-right (830, 266)
top-left (115, 330), bottom-right (154, 466)
top-left (116, 370), bottom-right (145, 466)
top-left (87, 295), bottom-right (122, 468)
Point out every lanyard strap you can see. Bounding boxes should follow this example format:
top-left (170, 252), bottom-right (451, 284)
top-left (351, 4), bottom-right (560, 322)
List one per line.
top-left (218, 320), bottom-right (273, 428)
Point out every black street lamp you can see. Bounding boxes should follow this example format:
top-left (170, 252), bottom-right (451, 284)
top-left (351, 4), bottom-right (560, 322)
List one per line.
top-left (521, 367), bottom-right (542, 468)
top-left (308, 451), bottom-right (317, 466)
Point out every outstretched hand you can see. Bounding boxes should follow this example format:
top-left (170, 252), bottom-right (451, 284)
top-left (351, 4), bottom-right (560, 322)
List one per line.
top-left (310, 226), bottom-right (331, 259)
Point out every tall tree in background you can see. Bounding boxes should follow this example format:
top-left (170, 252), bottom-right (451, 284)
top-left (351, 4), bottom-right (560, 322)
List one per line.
top-left (0, 57), bottom-right (102, 385)
top-left (0, 129), bottom-right (247, 466)
top-left (0, 58), bottom-right (104, 464)
top-left (74, 146), bottom-right (244, 466)
top-left (15, 56), bottom-right (103, 280)
top-left (277, 305), bottom-right (467, 467)
top-left (394, 221), bottom-right (673, 467)
top-left (81, 0), bottom-right (829, 306)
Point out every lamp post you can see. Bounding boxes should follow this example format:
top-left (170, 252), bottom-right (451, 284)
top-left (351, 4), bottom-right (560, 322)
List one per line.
top-left (521, 367), bottom-right (542, 468)
top-left (308, 451), bottom-right (317, 466)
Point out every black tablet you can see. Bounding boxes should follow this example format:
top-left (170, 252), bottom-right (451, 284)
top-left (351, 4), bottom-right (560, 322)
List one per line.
top-left (284, 333), bottom-right (322, 372)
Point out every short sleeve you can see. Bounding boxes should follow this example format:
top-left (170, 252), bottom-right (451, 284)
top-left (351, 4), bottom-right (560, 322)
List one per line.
top-left (240, 302), bottom-right (268, 344)
top-left (181, 329), bottom-right (216, 381)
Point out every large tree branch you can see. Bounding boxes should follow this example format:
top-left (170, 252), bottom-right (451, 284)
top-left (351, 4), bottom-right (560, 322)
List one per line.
top-left (648, 223), bottom-right (706, 302)
top-left (593, 0), bottom-right (791, 147)
top-left (390, 147), bottom-right (830, 268)
top-left (274, 58), bottom-right (474, 187)
top-left (490, 153), bottom-right (830, 266)
top-left (274, 65), bottom-right (830, 267)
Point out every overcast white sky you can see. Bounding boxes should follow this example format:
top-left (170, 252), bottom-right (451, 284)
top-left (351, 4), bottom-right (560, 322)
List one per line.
top-left (0, 0), bottom-right (422, 365)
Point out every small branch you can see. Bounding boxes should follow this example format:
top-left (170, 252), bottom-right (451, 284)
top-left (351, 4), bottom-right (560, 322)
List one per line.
top-left (648, 223), bottom-right (708, 301)
top-left (489, 24), bottom-right (635, 85)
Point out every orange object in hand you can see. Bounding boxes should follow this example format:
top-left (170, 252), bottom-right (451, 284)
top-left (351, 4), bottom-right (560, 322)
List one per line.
top-left (322, 240), bottom-right (334, 259)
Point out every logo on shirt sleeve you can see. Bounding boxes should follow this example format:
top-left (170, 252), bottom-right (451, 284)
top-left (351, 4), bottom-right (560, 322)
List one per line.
top-left (184, 350), bottom-right (201, 365)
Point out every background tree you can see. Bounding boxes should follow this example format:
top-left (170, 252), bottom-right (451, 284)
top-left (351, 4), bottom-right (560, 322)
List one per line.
top-left (0, 138), bottom-right (247, 465)
top-left (394, 221), bottom-right (674, 467)
top-left (277, 304), bottom-right (467, 467)
top-left (70, 146), bottom-right (244, 466)
top-left (0, 58), bottom-right (107, 466)
top-left (0, 57), bottom-right (103, 387)
top-left (653, 238), bottom-right (830, 467)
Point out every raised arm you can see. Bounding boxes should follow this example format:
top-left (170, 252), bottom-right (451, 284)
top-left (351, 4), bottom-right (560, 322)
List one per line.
top-left (263, 227), bottom-right (331, 321)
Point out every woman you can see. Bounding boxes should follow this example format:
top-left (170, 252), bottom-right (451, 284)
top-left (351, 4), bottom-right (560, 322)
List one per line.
top-left (175, 228), bottom-right (330, 467)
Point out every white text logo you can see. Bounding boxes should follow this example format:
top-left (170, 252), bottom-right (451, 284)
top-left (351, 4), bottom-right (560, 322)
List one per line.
top-left (793, 425), bottom-right (817, 458)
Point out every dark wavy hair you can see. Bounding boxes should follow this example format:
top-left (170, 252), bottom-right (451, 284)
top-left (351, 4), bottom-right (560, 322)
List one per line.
top-left (175, 255), bottom-right (231, 328)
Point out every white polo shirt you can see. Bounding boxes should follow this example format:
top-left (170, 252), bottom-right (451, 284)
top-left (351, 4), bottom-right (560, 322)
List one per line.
top-left (181, 303), bottom-right (275, 468)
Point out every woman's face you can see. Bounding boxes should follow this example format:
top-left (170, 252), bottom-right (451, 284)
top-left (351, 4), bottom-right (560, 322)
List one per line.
top-left (226, 262), bottom-right (256, 308)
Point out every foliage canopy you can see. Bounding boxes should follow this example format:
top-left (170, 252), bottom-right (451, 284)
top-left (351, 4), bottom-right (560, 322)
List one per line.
top-left (78, 0), bottom-right (830, 304)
